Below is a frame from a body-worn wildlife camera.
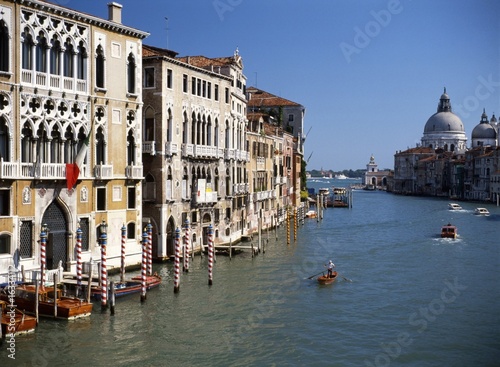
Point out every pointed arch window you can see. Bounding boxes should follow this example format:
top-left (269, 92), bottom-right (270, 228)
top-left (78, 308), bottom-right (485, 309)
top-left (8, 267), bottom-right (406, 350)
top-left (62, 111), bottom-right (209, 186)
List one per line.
top-left (96, 45), bottom-right (105, 88)
top-left (127, 130), bottom-right (135, 165)
top-left (0, 117), bottom-right (10, 161)
top-left (182, 112), bottom-right (188, 144)
top-left (127, 52), bottom-right (136, 94)
top-left (22, 28), bottom-right (34, 70)
top-left (0, 20), bottom-right (8, 72)
top-left (77, 41), bottom-right (87, 80)
top-left (166, 166), bottom-right (173, 201)
top-left (144, 107), bottom-right (155, 141)
top-left (166, 109), bottom-right (172, 142)
top-left (21, 123), bottom-right (33, 163)
top-left (50, 37), bottom-right (61, 75)
top-left (63, 39), bottom-right (74, 77)
top-left (96, 126), bottom-right (106, 164)
top-left (35, 32), bottom-right (48, 72)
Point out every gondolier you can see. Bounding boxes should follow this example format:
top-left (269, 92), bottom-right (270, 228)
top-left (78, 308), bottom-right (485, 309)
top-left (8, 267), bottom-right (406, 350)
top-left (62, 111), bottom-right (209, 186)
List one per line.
top-left (326, 260), bottom-right (335, 278)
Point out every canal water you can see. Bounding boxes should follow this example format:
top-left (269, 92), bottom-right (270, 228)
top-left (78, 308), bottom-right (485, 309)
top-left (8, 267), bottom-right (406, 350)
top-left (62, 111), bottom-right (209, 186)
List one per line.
top-left (3, 179), bottom-right (500, 367)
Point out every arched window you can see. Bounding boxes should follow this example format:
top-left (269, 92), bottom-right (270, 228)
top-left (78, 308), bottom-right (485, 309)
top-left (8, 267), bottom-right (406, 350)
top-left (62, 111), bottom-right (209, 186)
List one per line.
top-left (77, 41), bottom-right (87, 80)
top-left (182, 112), bottom-right (188, 144)
top-left (22, 28), bottom-right (33, 70)
top-left (214, 118), bottom-right (219, 148)
top-left (144, 107), bottom-right (155, 141)
top-left (191, 112), bottom-right (196, 145)
top-left (21, 122), bottom-right (33, 162)
top-left (127, 52), bottom-right (136, 94)
top-left (225, 120), bottom-right (230, 149)
top-left (95, 45), bottom-right (105, 88)
top-left (50, 37), bottom-right (61, 75)
top-left (166, 109), bottom-right (172, 142)
top-left (64, 127), bottom-right (74, 164)
top-left (127, 222), bottom-right (136, 240)
top-left (35, 32), bottom-right (47, 72)
top-left (0, 117), bottom-right (9, 161)
top-left (207, 116), bottom-right (212, 146)
top-left (0, 20), bottom-right (8, 72)
top-left (96, 126), bottom-right (105, 164)
top-left (63, 38), bottom-right (74, 77)
top-left (127, 130), bottom-right (135, 165)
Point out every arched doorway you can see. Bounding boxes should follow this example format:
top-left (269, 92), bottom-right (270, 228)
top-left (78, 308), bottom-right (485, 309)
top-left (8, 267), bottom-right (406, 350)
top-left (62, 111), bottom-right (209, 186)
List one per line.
top-left (42, 200), bottom-right (69, 270)
top-left (166, 217), bottom-right (175, 257)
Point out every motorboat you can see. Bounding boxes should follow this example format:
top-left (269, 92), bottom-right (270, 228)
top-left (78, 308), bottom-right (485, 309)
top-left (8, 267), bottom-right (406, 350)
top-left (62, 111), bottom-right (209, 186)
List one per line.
top-left (474, 208), bottom-right (490, 216)
top-left (448, 203), bottom-right (463, 210)
top-left (441, 224), bottom-right (457, 239)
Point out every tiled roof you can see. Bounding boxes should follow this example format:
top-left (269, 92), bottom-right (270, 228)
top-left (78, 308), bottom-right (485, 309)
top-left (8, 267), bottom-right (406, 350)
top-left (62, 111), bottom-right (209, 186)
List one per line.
top-left (247, 87), bottom-right (301, 107)
top-left (143, 44), bottom-right (178, 58)
top-left (175, 55), bottom-right (235, 68)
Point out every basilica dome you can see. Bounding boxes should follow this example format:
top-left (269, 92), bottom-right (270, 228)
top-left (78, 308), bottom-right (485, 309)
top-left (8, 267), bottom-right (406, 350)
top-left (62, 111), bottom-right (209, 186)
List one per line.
top-left (472, 110), bottom-right (496, 139)
top-left (423, 90), bottom-right (464, 133)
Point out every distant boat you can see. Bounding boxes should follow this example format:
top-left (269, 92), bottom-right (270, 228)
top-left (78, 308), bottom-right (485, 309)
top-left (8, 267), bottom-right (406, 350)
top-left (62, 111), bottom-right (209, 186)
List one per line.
top-left (474, 208), bottom-right (490, 216)
top-left (335, 174), bottom-right (348, 179)
top-left (317, 271), bottom-right (338, 285)
top-left (448, 203), bottom-right (463, 210)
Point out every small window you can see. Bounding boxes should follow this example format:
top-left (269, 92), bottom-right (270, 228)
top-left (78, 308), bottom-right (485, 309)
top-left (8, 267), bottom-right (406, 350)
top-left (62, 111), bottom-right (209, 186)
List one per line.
top-left (144, 67), bottom-right (154, 88)
top-left (0, 234), bottom-right (10, 254)
top-left (191, 77), bottom-right (196, 95)
top-left (225, 87), bottom-right (229, 103)
top-left (128, 187), bottom-right (136, 209)
top-left (167, 69), bottom-right (173, 89)
top-left (19, 221), bottom-right (33, 258)
top-left (191, 211), bottom-right (197, 223)
top-left (0, 189), bottom-right (10, 216)
top-left (183, 74), bottom-right (188, 93)
top-left (214, 84), bottom-right (219, 101)
top-left (288, 114), bottom-right (294, 122)
top-left (97, 187), bottom-right (106, 211)
top-left (127, 222), bottom-right (135, 239)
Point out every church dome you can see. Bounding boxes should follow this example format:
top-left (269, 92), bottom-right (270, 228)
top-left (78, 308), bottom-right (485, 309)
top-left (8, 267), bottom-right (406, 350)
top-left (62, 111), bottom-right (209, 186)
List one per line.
top-left (472, 109), bottom-right (497, 139)
top-left (423, 88), bottom-right (464, 133)
top-left (424, 112), bottom-right (464, 133)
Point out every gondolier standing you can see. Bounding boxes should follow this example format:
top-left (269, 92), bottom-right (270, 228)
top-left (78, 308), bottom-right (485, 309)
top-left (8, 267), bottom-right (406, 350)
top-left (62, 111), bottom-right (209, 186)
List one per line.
top-left (326, 260), bottom-right (335, 278)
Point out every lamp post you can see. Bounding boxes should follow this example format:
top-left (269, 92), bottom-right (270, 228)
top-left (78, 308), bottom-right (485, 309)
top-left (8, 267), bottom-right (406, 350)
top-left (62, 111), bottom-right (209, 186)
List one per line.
top-left (100, 220), bottom-right (108, 310)
top-left (40, 223), bottom-right (48, 289)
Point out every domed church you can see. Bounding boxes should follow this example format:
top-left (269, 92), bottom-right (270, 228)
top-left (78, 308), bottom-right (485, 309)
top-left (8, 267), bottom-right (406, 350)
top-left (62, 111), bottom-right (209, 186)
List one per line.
top-left (421, 88), bottom-right (467, 153)
top-left (471, 109), bottom-right (497, 147)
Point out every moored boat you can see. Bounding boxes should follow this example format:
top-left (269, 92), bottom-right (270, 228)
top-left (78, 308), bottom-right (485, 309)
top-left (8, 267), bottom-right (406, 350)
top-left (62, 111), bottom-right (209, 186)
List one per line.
top-left (317, 271), bottom-right (338, 285)
top-left (91, 273), bottom-right (162, 300)
top-left (1, 300), bottom-right (37, 336)
top-left (440, 224), bottom-right (457, 239)
top-left (0, 284), bottom-right (92, 320)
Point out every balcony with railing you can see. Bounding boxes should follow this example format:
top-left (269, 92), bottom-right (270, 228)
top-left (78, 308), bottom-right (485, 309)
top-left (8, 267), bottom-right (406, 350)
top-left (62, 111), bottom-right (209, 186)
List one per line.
top-left (125, 165), bottom-right (143, 179)
top-left (165, 142), bottom-right (179, 156)
top-left (94, 164), bottom-right (113, 180)
top-left (224, 148), bottom-right (235, 160)
top-left (253, 190), bottom-right (275, 201)
top-left (22, 69), bottom-right (87, 94)
top-left (182, 144), bottom-right (194, 157)
top-left (232, 183), bottom-right (249, 195)
top-left (143, 141), bottom-right (156, 155)
top-left (1, 160), bottom-right (91, 180)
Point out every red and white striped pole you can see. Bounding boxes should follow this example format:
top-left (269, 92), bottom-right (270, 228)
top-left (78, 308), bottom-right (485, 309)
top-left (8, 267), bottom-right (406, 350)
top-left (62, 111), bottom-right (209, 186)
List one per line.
top-left (76, 225), bottom-right (83, 295)
top-left (208, 224), bottom-right (214, 286)
top-left (40, 223), bottom-right (48, 289)
top-left (100, 220), bottom-right (108, 309)
top-left (147, 221), bottom-right (153, 276)
top-left (140, 229), bottom-right (148, 302)
top-left (174, 227), bottom-right (181, 293)
top-left (120, 223), bottom-right (126, 284)
top-left (183, 219), bottom-right (190, 273)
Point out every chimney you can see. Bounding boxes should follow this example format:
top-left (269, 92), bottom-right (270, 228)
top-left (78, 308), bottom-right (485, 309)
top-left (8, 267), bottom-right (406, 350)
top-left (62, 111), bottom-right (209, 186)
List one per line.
top-left (108, 2), bottom-right (123, 23)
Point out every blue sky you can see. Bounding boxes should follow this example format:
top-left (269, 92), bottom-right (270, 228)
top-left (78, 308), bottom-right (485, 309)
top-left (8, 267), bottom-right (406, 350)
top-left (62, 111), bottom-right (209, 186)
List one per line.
top-left (59, 0), bottom-right (500, 171)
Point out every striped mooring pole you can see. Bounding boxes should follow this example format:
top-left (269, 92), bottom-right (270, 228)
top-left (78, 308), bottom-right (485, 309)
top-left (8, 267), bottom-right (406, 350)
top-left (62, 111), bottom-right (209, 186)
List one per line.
top-left (141, 229), bottom-right (148, 302)
top-left (183, 219), bottom-right (190, 273)
top-left (100, 224), bottom-right (108, 310)
top-left (120, 223), bottom-right (126, 283)
top-left (40, 224), bottom-right (48, 289)
top-left (208, 224), bottom-right (214, 286)
top-left (174, 227), bottom-right (181, 293)
top-left (76, 225), bottom-right (83, 295)
top-left (147, 221), bottom-right (153, 276)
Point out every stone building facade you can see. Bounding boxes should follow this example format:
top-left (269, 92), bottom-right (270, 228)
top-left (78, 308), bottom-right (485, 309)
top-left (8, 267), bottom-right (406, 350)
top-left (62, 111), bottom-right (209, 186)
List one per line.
top-left (0, 1), bottom-right (148, 281)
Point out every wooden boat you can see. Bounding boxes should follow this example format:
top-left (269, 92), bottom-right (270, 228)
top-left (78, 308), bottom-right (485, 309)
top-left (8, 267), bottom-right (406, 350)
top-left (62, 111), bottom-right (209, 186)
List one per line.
top-left (441, 224), bottom-right (457, 239)
top-left (317, 271), bottom-right (338, 285)
top-left (0, 284), bottom-right (92, 320)
top-left (305, 210), bottom-right (317, 218)
top-left (1, 300), bottom-right (37, 336)
top-left (92, 273), bottom-right (162, 300)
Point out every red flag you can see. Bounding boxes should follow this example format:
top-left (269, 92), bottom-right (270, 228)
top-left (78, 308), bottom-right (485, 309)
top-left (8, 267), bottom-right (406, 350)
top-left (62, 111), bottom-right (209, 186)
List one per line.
top-left (66, 132), bottom-right (90, 190)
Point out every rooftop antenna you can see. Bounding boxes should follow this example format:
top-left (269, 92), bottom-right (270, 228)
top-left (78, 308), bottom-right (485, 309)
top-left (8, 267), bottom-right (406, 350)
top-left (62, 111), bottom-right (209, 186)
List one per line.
top-left (164, 17), bottom-right (169, 49)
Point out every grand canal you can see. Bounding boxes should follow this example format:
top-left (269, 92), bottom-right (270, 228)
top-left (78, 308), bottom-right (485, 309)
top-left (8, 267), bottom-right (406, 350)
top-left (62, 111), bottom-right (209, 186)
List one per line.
top-left (2, 179), bottom-right (500, 366)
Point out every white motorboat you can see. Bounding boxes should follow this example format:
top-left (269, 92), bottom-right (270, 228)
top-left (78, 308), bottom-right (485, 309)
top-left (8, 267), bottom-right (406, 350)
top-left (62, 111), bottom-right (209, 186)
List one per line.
top-left (474, 208), bottom-right (490, 216)
top-left (448, 203), bottom-right (462, 210)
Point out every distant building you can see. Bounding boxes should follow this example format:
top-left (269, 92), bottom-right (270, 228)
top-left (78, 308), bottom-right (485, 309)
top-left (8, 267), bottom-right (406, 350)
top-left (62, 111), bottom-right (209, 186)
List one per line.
top-left (364, 155), bottom-right (390, 188)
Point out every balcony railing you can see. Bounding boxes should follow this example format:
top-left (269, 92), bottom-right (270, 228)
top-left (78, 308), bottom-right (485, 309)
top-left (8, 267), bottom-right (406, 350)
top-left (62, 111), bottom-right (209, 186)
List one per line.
top-left (94, 164), bottom-right (113, 179)
top-left (1, 160), bottom-right (90, 180)
top-left (165, 142), bottom-right (179, 156)
top-left (143, 141), bottom-right (156, 155)
top-left (182, 144), bottom-right (194, 157)
top-left (125, 165), bottom-right (143, 179)
top-left (21, 69), bottom-right (88, 94)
